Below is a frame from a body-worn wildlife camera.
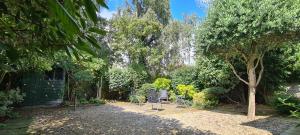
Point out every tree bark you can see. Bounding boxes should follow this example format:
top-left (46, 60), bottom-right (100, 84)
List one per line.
top-left (96, 78), bottom-right (103, 99)
top-left (247, 59), bottom-right (257, 120)
top-left (227, 54), bottom-right (264, 120)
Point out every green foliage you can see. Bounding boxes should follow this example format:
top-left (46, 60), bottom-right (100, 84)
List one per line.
top-left (1, 0), bottom-right (108, 62)
top-left (132, 0), bottom-right (171, 25)
top-left (202, 87), bottom-right (229, 95)
top-left (153, 78), bottom-right (171, 91)
top-left (89, 98), bottom-right (106, 105)
top-left (170, 66), bottom-right (198, 88)
top-left (169, 91), bottom-right (177, 102)
top-left (193, 91), bottom-right (219, 109)
top-left (176, 84), bottom-right (197, 99)
top-left (108, 67), bottom-right (132, 91)
top-left (271, 91), bottom-right (300, 115)
top-left (197, 0), bottom-right (300, 57)
top-left (136, 83), bottom-right (156, 97)
top-left (129, 95), bottom-right (146, 104)
top-left (79, 98), bottom-right (89, 105)
top-left (128, 65), bottom-right (149, 89)
top-left (0, 89), bottom-right (25, 118)
top-left (196, 57), bottom-right (238, 90)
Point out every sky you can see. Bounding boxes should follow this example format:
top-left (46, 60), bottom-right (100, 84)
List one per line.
top-left (100, 0), bottom-right (208, 20)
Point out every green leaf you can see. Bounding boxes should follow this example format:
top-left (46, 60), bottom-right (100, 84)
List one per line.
top-left (86, 35), bottom-right (101, 49)
top-left (70, 46), bottom-right (80, 60)
top-left (64, 0), bottom-right (76, 16)
top-left (97, 0), bottom-right (109, 9)
top-left (76, 37), bottom-right (97, 56)
top-left (89, 27), bottom-right (106, 35)
top-left (48, 0), bottom-right (80, 38)
top-left (84, 0), bottom-right (98, 23)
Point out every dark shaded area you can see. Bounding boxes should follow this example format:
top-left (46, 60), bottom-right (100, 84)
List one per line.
top-left (15, 105), bottom-right (216, 135)
top-left (0, 117), bottom-right (33, 135)
top-left (241, 116), bottom-right (298, 135)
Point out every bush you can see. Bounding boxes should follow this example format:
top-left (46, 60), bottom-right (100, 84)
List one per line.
top-left (271, 91), bottom-right (300, 115)
top-left (176, 84), bottom-right (197, 99)
top-left (136, 83), bottom-right (156, 97)
top-left (108, 67), bottom-right (132, 91)
top-left (196, 57), bottom-right (239, 90)
top-left (170, 66), bottom-right (198, 89)
top-left (129, 95), bottom-right (146, 103)
top-left (89, 98), bottom-right (106, 105)
top-left (193, 91), bottom-right (219, 109)
top-left (169, 91), bottom-right (177, 102)
top-left (153, 78), bottom-right (171, 91)
top-left (202, 87), bottom-right (229, 95)
top-left (128, 64), bottom-right (149, 89)
top-left (79, 98), bottom-right (89, 104)
top-left (0, 89), bottom-right (25, 118)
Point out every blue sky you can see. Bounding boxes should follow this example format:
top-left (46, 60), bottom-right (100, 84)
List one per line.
top-left (100, 0), bottom-right (207, 20)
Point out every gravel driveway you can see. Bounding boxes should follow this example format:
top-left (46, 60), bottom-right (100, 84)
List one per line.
top-left (21, 102), bottom-right (298, 135)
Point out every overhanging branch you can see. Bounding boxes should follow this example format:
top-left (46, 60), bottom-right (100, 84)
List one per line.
top-left (256, 54), bottom-right (265, 86)
top-left (227, 61), bottom-right (249, 85)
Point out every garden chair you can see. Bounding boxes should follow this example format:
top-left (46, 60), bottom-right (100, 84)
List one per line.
top-left (147, 89), bottom-right (162, 110)
top-left (159, 90), bottom-right (168, 103)
top-left (176, 95), bottom-right (190, 108)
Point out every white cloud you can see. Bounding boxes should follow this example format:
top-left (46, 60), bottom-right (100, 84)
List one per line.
top-left (99, 9), bottom-right (117, 20)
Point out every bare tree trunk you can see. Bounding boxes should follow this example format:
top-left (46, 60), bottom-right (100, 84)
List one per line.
top-left (228, 54), bottom-right (264, 120)
top-left (247, 61), bottom-right (256, 119)
top-left (99, 76), bottom-right (103, 99)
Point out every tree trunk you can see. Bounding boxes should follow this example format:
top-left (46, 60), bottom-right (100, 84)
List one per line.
top-left (228, 53), bottom-right (264, 120)
top-left (99, 76), bottom-right (103, 99)
top-left (96, 76), bottom-right (103, 99)
top-left (247, 61), bottom-right (256, 120)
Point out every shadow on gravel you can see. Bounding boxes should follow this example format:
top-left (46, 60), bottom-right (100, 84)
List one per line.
top-left (241, 116), bottom-right (298, 135)
top-left (19, 104), bottom-right (217, 135)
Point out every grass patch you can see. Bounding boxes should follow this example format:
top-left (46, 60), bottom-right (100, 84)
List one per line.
top-left (0, 117), bottom-right (33, 135)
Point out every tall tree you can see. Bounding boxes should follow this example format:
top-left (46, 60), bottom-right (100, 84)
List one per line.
top-left (0, 0), bottom-right (108, 84)
top-left (132, 0), bottom-right (171, 25)
top-left (197, 0), bottom-right (300, 119)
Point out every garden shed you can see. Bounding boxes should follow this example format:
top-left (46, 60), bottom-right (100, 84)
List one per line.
top-left (21, 67), bottom-right (65, 106)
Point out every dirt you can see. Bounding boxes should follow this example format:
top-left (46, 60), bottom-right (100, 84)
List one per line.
top-left (17, 102), bottom-right (298, 135)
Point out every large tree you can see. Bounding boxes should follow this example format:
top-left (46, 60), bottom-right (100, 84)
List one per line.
top-left (132, 0), bottom-right (171, 25)
top-left (0, 0), bottom-right (108, 84)
top-left (197, 0), bottom-right (300, 119)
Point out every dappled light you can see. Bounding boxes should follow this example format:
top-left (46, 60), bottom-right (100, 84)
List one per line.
top-left (1, 0), bottom-right (300, 134)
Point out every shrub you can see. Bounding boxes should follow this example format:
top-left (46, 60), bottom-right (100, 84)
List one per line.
top-left (169, 91), bottom-right (177, 102)
top-left (89, 98), bottom-right (106, 105)
top-left (196, 57), bottom-right (239, 90)
top-left (193, 91), bottom-right (218, 109)
top-left (153, 78), bottom-right (171, 91)
top-left (170, 66), bottom-right (198, 89)
top-left (136, 83), bottom-right (156, 97)
top-left (108, 67), bottom-right (132, 91)
top-left (129, 95), bottom-right (146, 103)
top-left (79, 98), bottom-right (89, 104)
top-left (202, 87), bottom-right (229, 95)
top-left (176, 84), bottom-right (197, 99)
top-left (128, 64), bottom-right (149, 89)
top-left (0, 89), bottom-right (25, 118)
top-left (271, 91), bottom-right (300, 115)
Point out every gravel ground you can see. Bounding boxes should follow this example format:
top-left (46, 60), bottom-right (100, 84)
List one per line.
top-left (20, 102), bottom-right (298, 135)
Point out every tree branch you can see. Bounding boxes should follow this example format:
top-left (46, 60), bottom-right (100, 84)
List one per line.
top-left (256, 54), bottom-right (264, 86)
top-left (254, 54), bottom-right (261, 69)
top-left (227, 61), bottom-right (249, 85)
